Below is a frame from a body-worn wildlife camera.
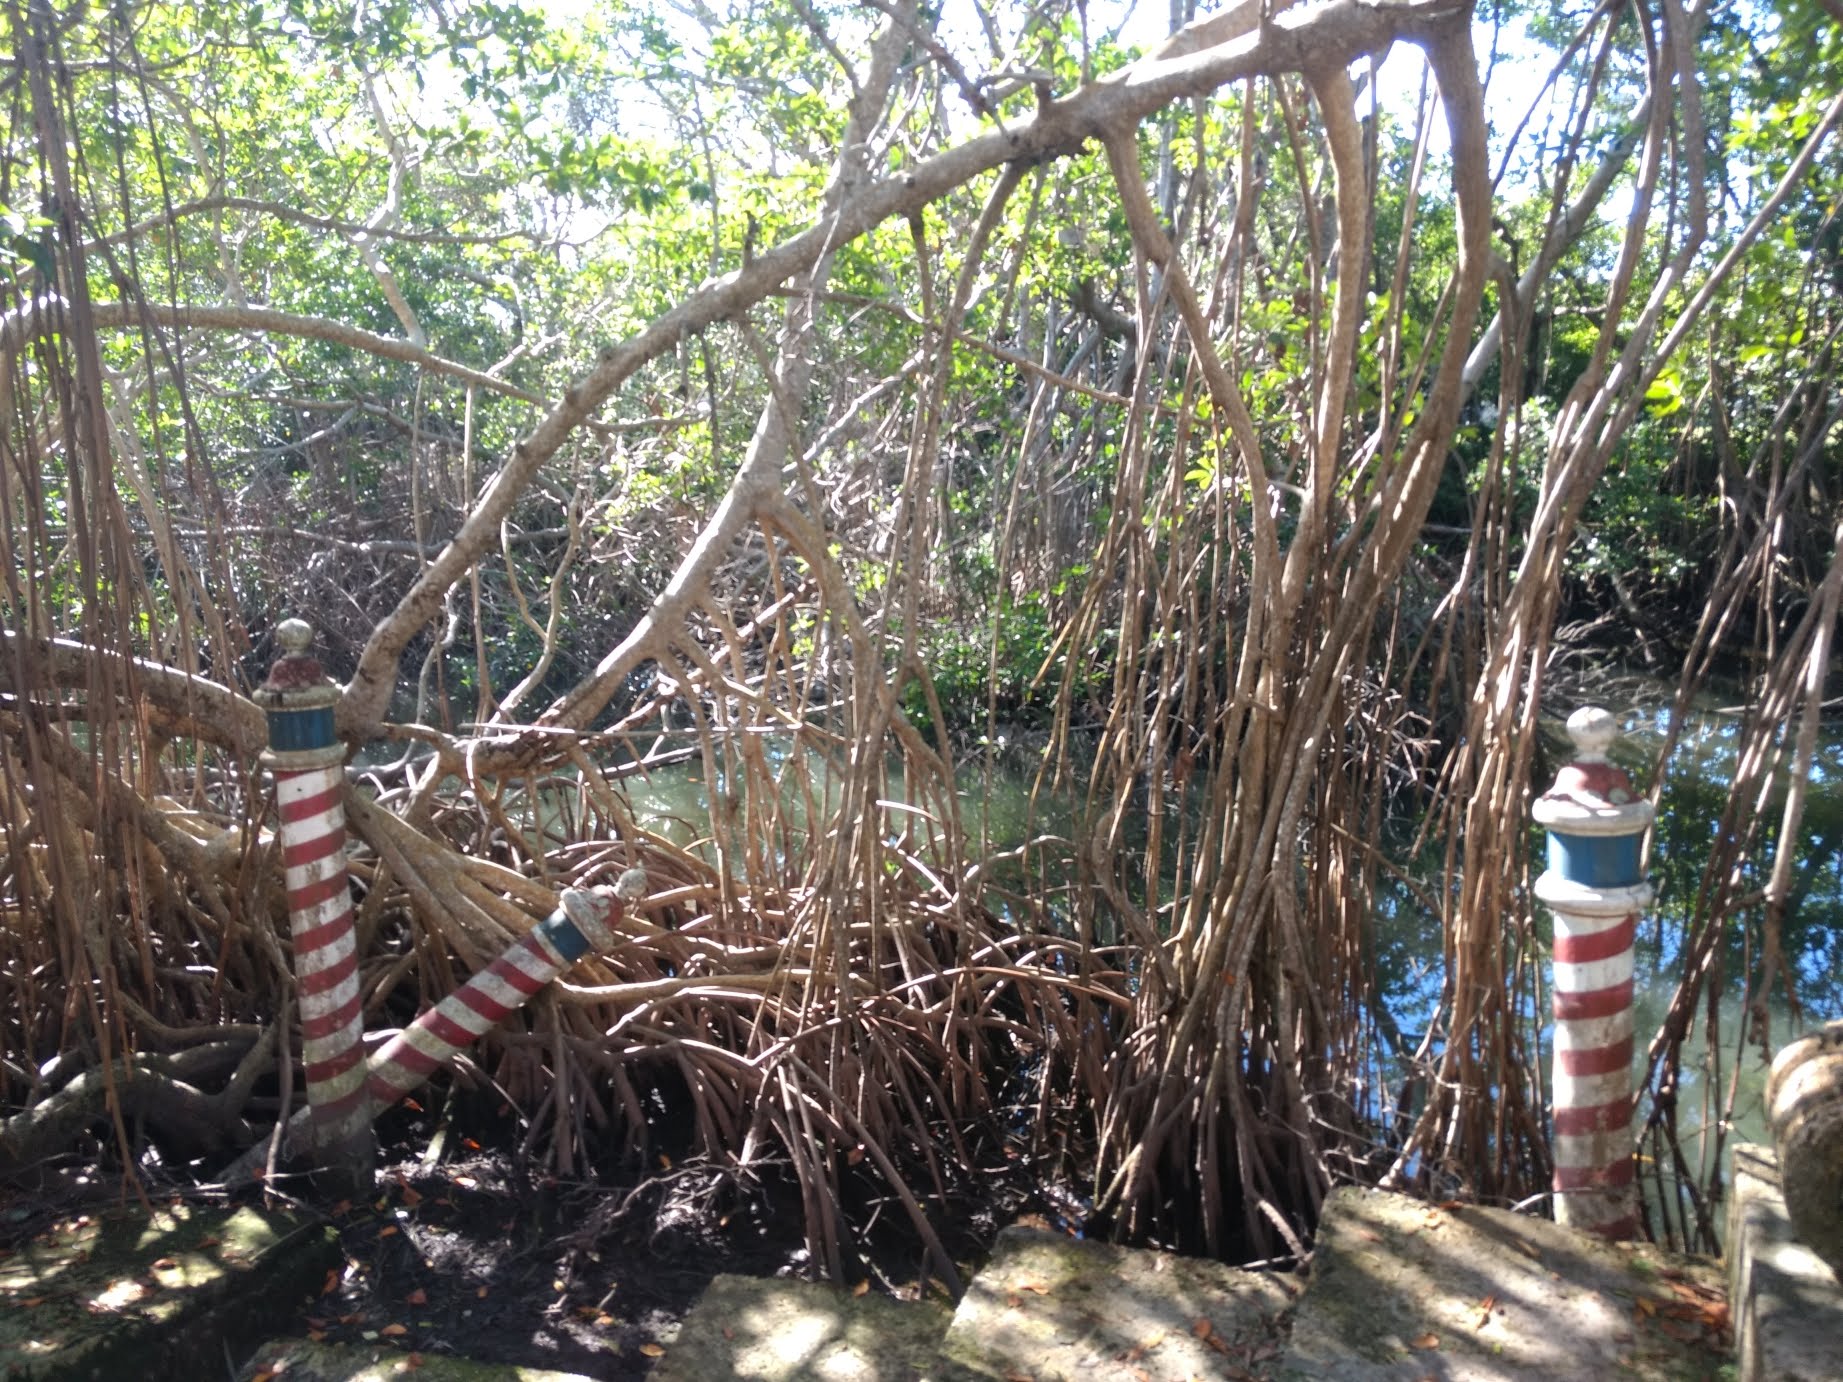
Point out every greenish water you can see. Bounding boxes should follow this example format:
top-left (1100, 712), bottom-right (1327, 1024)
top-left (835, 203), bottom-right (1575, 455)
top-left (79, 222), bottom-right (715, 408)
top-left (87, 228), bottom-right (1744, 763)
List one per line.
top-left (595, 690), bottom-right (1841, 1228)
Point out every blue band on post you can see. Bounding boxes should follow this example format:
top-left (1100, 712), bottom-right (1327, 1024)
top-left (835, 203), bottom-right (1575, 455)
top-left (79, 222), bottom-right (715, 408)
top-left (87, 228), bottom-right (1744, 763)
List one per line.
top-left (1547, 831), bottom-right (1642, 889)
top-left (539, 908), bottom-right (592, 963)
top-left (266, 705), bottom-right (337, 753)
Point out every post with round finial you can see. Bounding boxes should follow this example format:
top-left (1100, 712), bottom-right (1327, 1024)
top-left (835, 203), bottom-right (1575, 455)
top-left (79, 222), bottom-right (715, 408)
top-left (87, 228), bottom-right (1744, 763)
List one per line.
top-left (1532, 706), bottom-right (1655, 1240)
top-left (254, 618), bottom-right (371, 1187)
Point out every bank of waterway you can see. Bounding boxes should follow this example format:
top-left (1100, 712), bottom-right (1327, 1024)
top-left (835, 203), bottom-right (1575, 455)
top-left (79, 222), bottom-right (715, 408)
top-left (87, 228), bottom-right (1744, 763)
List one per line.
top-left (570, 678), bottom-right (1840, 1225)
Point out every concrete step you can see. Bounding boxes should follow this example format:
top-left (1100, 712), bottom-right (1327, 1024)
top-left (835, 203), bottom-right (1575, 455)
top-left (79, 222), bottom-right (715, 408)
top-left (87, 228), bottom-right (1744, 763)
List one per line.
top-left (647, 1272), bottom-right (953, 1380)
top-left (1280, 1185), bottom-right (1729, 1380)
top-left (934, 1225), bottom-right (1298, 1381)
top-left (643, 1185), bottom-right (1734, 1380)
top-left (1728, 1141), bottom-right (1843, 1382)
top-left (237, 1338), bottom-right (597, 1380)
top-left (0, 1202), bottom-right (338, 1382)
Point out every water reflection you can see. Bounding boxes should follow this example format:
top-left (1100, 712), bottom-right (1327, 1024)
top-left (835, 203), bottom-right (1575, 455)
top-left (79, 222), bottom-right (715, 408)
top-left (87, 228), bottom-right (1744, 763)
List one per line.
top-left (601, 690), bottom-right (1840, 1230)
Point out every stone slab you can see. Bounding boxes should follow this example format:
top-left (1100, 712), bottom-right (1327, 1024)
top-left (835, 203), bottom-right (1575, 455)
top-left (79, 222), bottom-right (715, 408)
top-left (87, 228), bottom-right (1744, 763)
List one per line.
top-left (648, 1273), bottom-right (953, 1382)
top-left (0, 1202), bottom-right (339, 1382)
top-left (236, 1338), bottom-right (596, 1381)
top-left (936, 1225), bottom-right (1299, 1381)
top-left (1727, 1141), bottom-right (1843, 1382)
top-left (1281, 1186), bottom-right (1730, 1380)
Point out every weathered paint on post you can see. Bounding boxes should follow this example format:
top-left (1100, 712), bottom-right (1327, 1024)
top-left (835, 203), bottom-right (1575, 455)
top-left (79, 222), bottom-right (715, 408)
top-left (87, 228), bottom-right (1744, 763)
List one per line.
top-left (255, 618), bottom-right (371, 1180)
top-left (216, 869), bottom-right (650, 1188)
top-left (366, 874), bottom-right (644, 1108)
top-left (1533, 706), bottom-right (1654, 1240)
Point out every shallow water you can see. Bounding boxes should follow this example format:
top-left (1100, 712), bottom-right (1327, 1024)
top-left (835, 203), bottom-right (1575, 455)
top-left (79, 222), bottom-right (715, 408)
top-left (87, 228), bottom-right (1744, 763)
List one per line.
top-left (594, 686), bottom-right (1841, 1234)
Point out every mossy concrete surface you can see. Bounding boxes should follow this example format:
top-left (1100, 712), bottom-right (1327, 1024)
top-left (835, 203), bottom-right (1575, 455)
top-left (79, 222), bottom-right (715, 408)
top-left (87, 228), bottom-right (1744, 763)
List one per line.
top-left (1281, 1186), bottom-right (1732, 1380)
top-left (0, 1202), bottom-right (338, 1382)
top-left (1727, 1141), bottom-right (1843, 1382)
top-left (235, 1338), bottom-right (596, 1381)
top-left (648, 1273), bottom-right (953, 1382)
top-left (935, 1226), bottom-right (1299, 1381)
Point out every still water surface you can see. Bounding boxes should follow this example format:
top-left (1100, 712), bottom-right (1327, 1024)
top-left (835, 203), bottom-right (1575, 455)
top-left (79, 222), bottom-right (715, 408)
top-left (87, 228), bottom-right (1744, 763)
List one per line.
top-left (588, 685), bottom-right (1842, 1217)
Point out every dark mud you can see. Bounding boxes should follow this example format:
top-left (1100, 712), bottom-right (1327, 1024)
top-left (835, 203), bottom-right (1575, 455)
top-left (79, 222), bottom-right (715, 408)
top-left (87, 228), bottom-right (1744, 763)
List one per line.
top-left (0, 1091), bottom-right (1057, 1379)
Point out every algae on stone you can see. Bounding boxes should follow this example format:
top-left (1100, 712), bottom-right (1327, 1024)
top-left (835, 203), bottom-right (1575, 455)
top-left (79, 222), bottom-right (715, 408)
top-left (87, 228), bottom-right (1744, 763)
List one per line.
top-left (1282, 1186), bottom-right (1729, 1381)
top-left (650, 1273), bottom-right (953, 1382)
top-left (936, 1226), bottom-right (1299, 1382)
top-left (0, 1204), bottom-right (337, 1382)
top-left (236, 1338), bottom-right (599, 1381)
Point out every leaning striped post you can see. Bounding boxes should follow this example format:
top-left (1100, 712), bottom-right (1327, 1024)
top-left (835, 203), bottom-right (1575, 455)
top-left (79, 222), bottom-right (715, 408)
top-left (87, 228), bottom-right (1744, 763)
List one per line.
top-left (365, 872), bottom-right (645, 1109)
top-left (255, 618), bottom-right (371, 1183)
top-left (1532, 706), bottom-right (1654, 1240)
top-left (216, 871), bottom-right (647, 1187)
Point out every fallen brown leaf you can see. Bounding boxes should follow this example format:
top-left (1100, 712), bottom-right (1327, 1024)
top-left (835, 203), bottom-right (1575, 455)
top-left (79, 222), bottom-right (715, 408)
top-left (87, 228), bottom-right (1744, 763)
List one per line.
top-left (1192, 1317), bottom-right (1213, 1339)
top-left (306, 1330), bottom-right (327, 1343)
top-left (852, 1279), bottom-right (870, 1297)
top-left (380, 1323), bottom-right (409, 1337)
top-left (475, 1286), bottom-right (489, 1299)
top-left (321, 1269), bottom-right (339, 1295)
top-left (639, 1342), bottom-right (665, 1358)
top-left (405, 1289), bottom-right (427, 1306)
top-left (403, 1355), bottom-right (423, 1371)
top-left (1408, 1332), bottom-right (1440, 1350)
top-left (1122, 1330), bottom-right (1166, 1361)
top-left (378, 1226), bottom-right (399, 1238)
top-left (1017, 1280), bottom-right (1050, 1294)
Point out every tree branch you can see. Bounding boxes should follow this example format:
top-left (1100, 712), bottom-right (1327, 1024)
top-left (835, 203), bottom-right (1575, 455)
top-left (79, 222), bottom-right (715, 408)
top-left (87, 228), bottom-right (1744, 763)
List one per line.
top-left (343, 0), bottom-right (1464, 748)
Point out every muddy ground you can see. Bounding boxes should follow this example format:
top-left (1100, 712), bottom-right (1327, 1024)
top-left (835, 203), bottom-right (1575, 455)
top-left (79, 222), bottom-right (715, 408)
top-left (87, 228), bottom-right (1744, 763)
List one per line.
top-left (1, 1092), bottom-right (1048, 1379)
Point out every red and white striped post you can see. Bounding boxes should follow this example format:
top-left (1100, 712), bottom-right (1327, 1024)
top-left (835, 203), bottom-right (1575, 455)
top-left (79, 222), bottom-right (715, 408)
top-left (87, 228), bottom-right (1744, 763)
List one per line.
top-left (366, 879), bottom-right (640, 1108)
top-left (218, 871), bottom-right (647, 1186)
top-left (256, 618), bottom-right (371, 1184)
top-left (1532, 706), bottom-right (1654, 1240)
